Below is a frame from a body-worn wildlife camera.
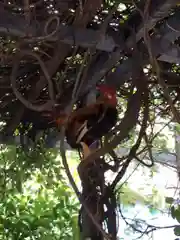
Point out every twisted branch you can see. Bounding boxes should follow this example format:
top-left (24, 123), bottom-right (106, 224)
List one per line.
top-left (11, 49), bottom-right (55, 112)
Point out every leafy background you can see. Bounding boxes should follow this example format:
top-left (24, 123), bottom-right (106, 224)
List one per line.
top-left (0, 120), bottom-right (179, 240)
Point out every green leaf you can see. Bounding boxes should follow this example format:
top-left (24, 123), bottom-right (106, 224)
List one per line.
top-left (62, 209), bottom-right (71, 220)
top-left (20, 215), bottom-right (35, 225)
top-left (165, 197), bottom-right (174, 204)
top-left (176, 207), bottom-right (180, 223)
top-left (36, 218), bottom-right (51, 229)
top-left (174, 226), bottom-right (180, 236)
top-left (171, 206), bottom-right (176, 219)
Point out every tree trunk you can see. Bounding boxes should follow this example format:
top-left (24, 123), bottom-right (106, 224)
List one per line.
top-left (79, 147), bottom-right (104, 240)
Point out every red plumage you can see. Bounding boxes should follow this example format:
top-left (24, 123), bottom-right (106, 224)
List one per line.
top-left (97, 84), bottom-right (117, 106)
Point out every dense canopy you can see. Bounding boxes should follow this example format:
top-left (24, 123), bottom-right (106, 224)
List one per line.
top-left (0, 0), bottom-right (179, 141)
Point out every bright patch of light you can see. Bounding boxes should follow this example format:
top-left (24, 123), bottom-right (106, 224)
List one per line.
top-left (0, 121), bottom-right (6, 126)
top-left (34, 47), bottom-right (39, 51)
top-left (118, 3), bottom-right (126, 11)
top-left (143, 68), bottom-right (149, 73)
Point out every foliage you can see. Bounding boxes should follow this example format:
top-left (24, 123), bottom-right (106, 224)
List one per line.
top-left (166, 197), bottom-right (180, 237)
top-left (0, 145), bottom-right (80, 240)
top-left (0, 123), bottom-right (177, 239)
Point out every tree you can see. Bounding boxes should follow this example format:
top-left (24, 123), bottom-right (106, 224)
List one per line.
top-left (0, 0), bottom-right (180, 239)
